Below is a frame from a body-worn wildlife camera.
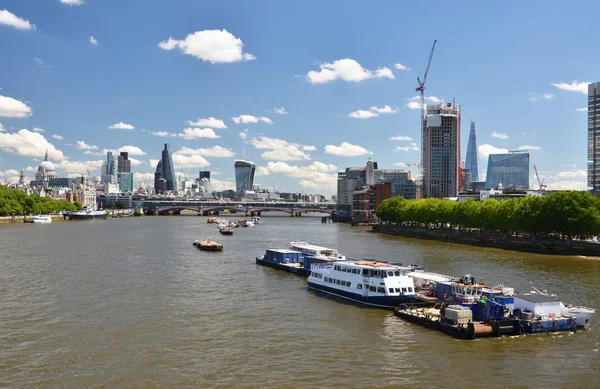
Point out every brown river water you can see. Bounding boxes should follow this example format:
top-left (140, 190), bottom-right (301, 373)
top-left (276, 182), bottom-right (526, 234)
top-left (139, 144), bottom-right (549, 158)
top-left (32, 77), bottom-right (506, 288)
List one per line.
top-left (1, 215), bottom-right (599, 388)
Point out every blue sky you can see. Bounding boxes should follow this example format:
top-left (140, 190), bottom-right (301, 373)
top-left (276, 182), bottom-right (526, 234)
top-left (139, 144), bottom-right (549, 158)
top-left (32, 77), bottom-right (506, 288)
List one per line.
top-left (0, 0), bottom-right (594, 195)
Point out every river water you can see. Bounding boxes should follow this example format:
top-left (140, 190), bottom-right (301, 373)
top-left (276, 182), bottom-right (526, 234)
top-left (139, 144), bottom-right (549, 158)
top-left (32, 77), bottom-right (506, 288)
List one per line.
top-left (1, 215), bottom-right (598, 388)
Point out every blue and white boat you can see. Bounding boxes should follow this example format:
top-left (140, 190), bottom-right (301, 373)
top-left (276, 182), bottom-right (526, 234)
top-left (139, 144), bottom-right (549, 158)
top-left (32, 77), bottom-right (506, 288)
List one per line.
top-left (255, 241), bottom-right (346, 277)
top-left (308, 260), bottom-right (418, 308)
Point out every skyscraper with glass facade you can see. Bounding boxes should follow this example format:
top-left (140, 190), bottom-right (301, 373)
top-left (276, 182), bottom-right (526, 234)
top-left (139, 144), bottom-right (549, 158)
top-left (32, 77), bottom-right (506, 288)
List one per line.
top-left (154, 144), bottom-right (177, 193)
top-left (465, 120), bottom-right (479, 182)
top-left (234, 159), bottom-right (256, 195)
top-left (485, 152), bottom-right (530, 189)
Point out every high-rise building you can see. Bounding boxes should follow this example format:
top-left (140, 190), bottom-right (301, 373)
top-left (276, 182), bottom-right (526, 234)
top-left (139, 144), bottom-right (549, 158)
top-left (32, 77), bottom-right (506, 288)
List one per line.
top-left (118, 152), bottom-right (131, 173)
top-left (199, 171), bottom-right (210, 180)
top-left (465, 120), bottom-right (479, 182)
top-left (234, 159), bottom-right (256, 195)
top-left (423, 101), bottom-right (461, 198)
top-left (485, 152), bottom-right (530, 189)
top-left (588, 82), bottom-right (600, 191)
top-left (106, 151), bottom-right (116, 176)
top-left (116, 152), bottom-right (133, 192)
top-left (153, 144), bottom-right (177, 194)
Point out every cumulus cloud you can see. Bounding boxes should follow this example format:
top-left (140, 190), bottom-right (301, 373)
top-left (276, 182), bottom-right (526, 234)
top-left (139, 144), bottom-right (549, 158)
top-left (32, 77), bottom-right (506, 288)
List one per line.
top-left (149, 131), bottom-right (172, 137)
top-left (60, 0), bottom-right (84, 5)
top-left (0, 122), bottom-right (4, 132)
top-left (158, 29), bottom-right (255, 64)
top-left (171, 152), bottom-right (210, 168)
top-left (517, 145), bottom-right (541, 151)
top-left (211, 178), bottom-right (236, 192)
top-left (349, 105), bottom-right (397, 119)
top-left (0, 9), bottom-right (35, 31)
top-left (175, 145), bottom-right (234, 158)
top-left (491, 131), bottom-right (508, 140)
top-left (0, 129), bottom-right (66, 160)
top-left (149, 159), bottom-right (159, 167)
top-left (239, 129), bottom-right (248, 142)
top-left (550, 81), bottom-right (590, 94)
top-left (576, 108), bottom-right (588, 112)
top-left (32, 127), bottom-right (45, 133)
top-left (52, 134), bottom-right (64, 140)
top-left (324, 142), bottom-right (372, 156)
top-left (303, 145), bottom-right (317, 151)
top-left (529, 92), bottom-right (554, 102)
top-left (306, 58), bottom-right (394, 84)
top-left (251, 136), bottom-right (312, 161)
top-left (76, 140), bottom-right (98, 150)
top-left (273, 107), bottom-right (288, 115)
top-left (257, 161), bottom-right (338, 191)
top-left (478, 144), bottom-right (508, 175)
top-left (129, 157), bottom-right (142, 167)
top-left (394, 63), bottom-right (410, 71)
top-left (556, 170), bottom-right (586, 179)
top-left (186, 117), bottom-right (227, 129)
top-left (394, 143), bottom-right (419, 152)
top-left (394, 162), bottom-right (408, 167)
top-left (542, 93), bottom-right (554, 100)
top-left (0, 95), bottom-right (32, 118)
top-left (89, 36), bottom-right (98, 46)
top-left (56, 159), bottom-right (104, 173)
top-left (108, 122), bottom-right (135, 130)
top-left (545, 170), bottom-right (587, 190)
top-left (232, 115), bottom-right (273, 124)
top-left (178, 127), bottom-right (219, 140)
top-left (406, 95), bottom-right (441, 109)
top-left (389, 135), bottom-right (413, 141)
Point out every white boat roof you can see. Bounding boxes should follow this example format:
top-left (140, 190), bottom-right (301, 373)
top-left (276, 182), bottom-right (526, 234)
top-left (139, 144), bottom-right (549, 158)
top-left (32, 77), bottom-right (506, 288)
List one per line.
top-left (267, 249), bottom-right (303, 254)
top-left (290, 241), bottom-right (337, 252)
top-left (408, 271), bottom-right (454, 282)
top-left (341, 261), bottom-right (400, 270)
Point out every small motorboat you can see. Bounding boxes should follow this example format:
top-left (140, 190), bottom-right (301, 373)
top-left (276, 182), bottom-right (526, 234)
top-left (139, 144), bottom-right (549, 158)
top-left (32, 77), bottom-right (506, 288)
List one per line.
top-left (207, 217), bottom-right (219, 224)
top-left (193, 238), bottom-right (224, 251)
top-left (220, 226), bottom-right (234, 236)
top-left (33, 215), bottom-right (52, 224)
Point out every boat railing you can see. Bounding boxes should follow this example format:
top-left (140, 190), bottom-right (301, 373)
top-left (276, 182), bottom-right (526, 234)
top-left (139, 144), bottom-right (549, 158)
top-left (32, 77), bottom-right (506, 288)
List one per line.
top-left (310, 263), bottom-right (333, 270)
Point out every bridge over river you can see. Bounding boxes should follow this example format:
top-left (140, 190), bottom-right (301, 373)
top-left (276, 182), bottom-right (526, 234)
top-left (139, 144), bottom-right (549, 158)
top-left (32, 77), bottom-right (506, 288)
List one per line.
top-left (142, 200), bottom-right (335, 216)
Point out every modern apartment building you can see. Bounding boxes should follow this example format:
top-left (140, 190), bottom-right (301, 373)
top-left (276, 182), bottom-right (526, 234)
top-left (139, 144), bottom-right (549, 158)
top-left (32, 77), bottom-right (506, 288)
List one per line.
top-left (588, 82), bottom-right (600, 191)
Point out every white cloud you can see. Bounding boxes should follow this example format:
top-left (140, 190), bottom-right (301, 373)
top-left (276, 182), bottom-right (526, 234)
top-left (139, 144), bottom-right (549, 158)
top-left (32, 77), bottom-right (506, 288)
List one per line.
top-left (158, 29), bottom-right (255, 64)
top-left (542, 93), bottom-right (554, 100)
top-left (76, 140), bottom-right (98, 150)
top-left (547, 180), bottom-right (587, 191)
top-left (32, 127), bottom-right (45, 133)
top-left (108, 122), bottom-right (135, 130)
top-left (303, 145), bottom-right (317, 151)
top-left (0, 122), bottom-right (4, 132)
top-left (273, 107), bottom-right (288, 115)
top-left (576, 108), bottom-right (588, 112)
top-left (349, 109), bottom-right (377, 119)
top-left (239, 129), bottom-right (248, 142)
top-left (517, 145), bottom-right (541, 151)
top-left (34, 57), bottom-right (54, 69)
top-left (149, 131), bottom-right (172, 137)
top-left (394, 63), bottom-right (410, 71)
top-left (491, 131), bottom-right (508, 140)
top-left (550, 81), bottom-right (590, 94)
top-left (306, 58), bottom-right (394, 84)
top-left (171, 152), bottom-right (210, 168)
top-left (478, 144), bottom-right (508, 175)
top-left (545, 171), bottom-right (587, 190)
top-left (211, 178), bottom-right (235, 192)
top-left (25, 166), bottom-right (36, 172)
top-left (175, 145), bottom-right (234, 158)
top-left (186, 117), bottom-right (227, 129)
top-left (394, 143), bottom-right (419, 152)
top-left (371, 105), bottom-right (396, 114)
top-left (0, 95), bottom-right (32, 118)
top-left (60, 0), bottom-right (84, 5)
top-left (0, 129), bottom-right (67, 160)
top-left (149, 159), bottom-right (159, 167)
top-left (406, 95), bottom-right (441, 109)
top-left (56, 159), bottom-right (103, 173)
top-left (258, 161), bottom-right (338, 191)
top-left (0, 9), bottom-right (35, 31)
top-left (529, 92), bottom-right (554, 102)
top-left (232, 115), bottom-right (273, 124)
top-left (83, 150), bottom-right (104, 156)
top-left (178, 127), bottom-right (219, 140)
top-left (389, 135), bottom-right (413, 141)
top-left (251, 136), bottom-right (312, 161)
top-left (129, 157), bottom-right (142, 167)
top-left (556, 170), bottom-right (586, 179)
top-left (52, 134), bottom-right (64, 140)
top-left (117, 145), bottom-right (146, 156)
top-left (89, 36), bottom-right (98, 46)
top-left (394, 162), bottom-right (408, 168)
top-left (324, 142), bottom-right (372, 156)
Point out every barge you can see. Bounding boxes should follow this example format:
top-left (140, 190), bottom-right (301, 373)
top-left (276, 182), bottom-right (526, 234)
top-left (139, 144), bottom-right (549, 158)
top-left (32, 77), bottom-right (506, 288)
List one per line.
top-left (255, 242), bottom-right (346, 277)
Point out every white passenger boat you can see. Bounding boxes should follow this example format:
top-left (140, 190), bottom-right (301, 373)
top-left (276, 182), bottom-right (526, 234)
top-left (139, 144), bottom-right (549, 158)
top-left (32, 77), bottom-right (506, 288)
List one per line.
top-left (308, 260), bottom-right (418, 308)
top-left (33, 215), bottom-right (52, 224)
top-left (290, 241), bottom-right (346, 261)
top-left (68, 206), bottom-right (108, 220)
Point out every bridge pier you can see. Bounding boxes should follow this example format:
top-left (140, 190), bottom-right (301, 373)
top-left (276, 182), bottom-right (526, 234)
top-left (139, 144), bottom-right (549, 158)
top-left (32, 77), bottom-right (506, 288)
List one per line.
top-left (173, 210), bottom-right (181, 215)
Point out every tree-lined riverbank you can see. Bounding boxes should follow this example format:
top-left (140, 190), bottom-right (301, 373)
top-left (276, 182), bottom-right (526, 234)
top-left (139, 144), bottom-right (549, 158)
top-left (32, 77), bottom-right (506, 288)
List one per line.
top-left (0, 186), bottom-right (80, 216)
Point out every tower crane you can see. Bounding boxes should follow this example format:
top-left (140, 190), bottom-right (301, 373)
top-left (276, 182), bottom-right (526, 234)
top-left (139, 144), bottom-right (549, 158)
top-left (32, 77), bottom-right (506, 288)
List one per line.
top-left (416, 40), bottom-right (437, 195)
top-left (534, 165), bottom-right (546, 191)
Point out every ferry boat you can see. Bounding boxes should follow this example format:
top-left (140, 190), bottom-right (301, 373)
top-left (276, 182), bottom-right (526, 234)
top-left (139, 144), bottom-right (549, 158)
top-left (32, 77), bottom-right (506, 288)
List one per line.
top-left (32, 215), bottom-right (52, 224)
top-left (308, 260), bottom-right (418, 308)
top-left (68, 206), bottom-right (108, 221)
top-left (290, 241), bottom-right (346, 261)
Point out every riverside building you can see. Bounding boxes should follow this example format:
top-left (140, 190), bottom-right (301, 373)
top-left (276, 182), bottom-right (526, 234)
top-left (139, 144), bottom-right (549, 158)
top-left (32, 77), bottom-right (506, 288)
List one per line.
top-left (589, 82), bottom-right (600, 193)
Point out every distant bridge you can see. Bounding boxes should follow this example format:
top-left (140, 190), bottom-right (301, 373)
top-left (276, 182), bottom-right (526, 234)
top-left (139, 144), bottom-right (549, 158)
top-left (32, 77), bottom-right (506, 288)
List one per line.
top-left (141, 200), bottom-right (335, 216)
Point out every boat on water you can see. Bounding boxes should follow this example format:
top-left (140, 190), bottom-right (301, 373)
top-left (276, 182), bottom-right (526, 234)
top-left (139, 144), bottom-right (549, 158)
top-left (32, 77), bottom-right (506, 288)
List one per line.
top-left (33, 215), bottom-right (52, 224)
top-left (219, 226), bottom-right (234, 235)
top-left (256, 241), bottom-right (347, 277)
top-left (290, 241), bottom-right (346, 260)
top-left (528, 287), bottom-right (595, 327)
top-left (207, 217), bottom-right (219, 224)
top-left (117, 210), bottom-right (134, 218)
top-left (68, 206), bottom-right (108, 221)
top-left (193, 239), bottom-right (223, 251)
top-left (308, 260), bottom-right (418, 308)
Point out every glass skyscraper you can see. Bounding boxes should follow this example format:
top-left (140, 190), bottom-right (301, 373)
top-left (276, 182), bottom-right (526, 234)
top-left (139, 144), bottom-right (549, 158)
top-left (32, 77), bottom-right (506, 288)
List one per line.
top-left (154, 144), bottom-right (177, 193)
top-left (485, 152), bottom-right (530, 189)
top-left (234, 159), bottom-right (256, 195)
top-left (465, 120), bottom-right (479, 182)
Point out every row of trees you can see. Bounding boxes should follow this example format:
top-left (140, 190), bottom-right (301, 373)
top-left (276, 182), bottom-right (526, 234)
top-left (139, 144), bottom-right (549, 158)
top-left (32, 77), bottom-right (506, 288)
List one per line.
top-left (376, 191), bottom-right (600, 239)
top-left (0, 186), bottom-right (81, 216)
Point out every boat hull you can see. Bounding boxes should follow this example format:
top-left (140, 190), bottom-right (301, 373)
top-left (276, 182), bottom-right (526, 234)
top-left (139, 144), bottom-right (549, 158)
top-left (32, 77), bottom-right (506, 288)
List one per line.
top-left (69, 212), bottom-right (108, 220)
top-left (568, 309), bottom-right (594, 327)
top-left (308, 281), bottom-right (418, 309)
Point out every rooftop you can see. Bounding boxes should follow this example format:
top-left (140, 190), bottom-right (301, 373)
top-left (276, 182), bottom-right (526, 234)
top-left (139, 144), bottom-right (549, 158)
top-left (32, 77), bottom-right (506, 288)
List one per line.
top-left (516, 294), bottom-right (560, 304)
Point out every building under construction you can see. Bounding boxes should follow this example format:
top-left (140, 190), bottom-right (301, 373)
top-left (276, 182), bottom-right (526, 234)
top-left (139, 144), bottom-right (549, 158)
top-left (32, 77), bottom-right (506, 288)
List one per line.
top-left (423, 101), bottom-right (461, 198)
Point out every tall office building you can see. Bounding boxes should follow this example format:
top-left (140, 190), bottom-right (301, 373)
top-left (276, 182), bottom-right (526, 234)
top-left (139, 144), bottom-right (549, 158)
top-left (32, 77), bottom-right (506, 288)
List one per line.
top-left (423, 101), bottom-right (461, 198)
top-left (117, 152), bottom-right (133, 192)
top-left (118, 152), bottom-right (131, 173)
top-left (100, 151), bottom-right (117, 185)
top-left (465, 120), bottom-right (479, 182)
top-left (588, 82), bottom-right (600, 191)
top-left (154, 144), bottom-right (177, 193)
top-left (199, 171), bottom-right (210, 181)
top-left (234, 159), bottom-right (256, 195)
top-left (485, 152), bottom-right (530, 189)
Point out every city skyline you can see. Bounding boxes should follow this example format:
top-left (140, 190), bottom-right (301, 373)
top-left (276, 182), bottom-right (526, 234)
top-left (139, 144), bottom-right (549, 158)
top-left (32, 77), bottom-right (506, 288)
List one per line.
top-left (0, 1), bottom-right (595, 195)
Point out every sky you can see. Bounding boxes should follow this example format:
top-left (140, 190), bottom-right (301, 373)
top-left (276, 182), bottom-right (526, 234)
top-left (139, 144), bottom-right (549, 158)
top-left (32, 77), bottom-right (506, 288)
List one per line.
top-left (0, 0), bottom-right (595, 195)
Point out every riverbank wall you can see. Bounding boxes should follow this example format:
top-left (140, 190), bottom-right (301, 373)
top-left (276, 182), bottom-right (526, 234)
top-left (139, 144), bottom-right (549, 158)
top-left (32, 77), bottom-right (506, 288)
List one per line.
top-left (372, 224), bottom-right (600, 256)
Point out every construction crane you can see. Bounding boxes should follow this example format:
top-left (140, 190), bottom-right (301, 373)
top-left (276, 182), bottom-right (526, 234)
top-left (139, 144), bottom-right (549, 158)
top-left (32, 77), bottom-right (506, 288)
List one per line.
top-left (416, 40), bottom-right (437, 196)
top-left (534, 165), bottom-right (546, 191)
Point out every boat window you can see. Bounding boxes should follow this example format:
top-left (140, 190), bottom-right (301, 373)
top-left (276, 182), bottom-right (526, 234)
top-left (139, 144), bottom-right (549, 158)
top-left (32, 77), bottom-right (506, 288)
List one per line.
top-left (387, 271), bottom-right (393, 277)
top-left (394, 271), bottom-right (400, 276)
top-left (363, 269), bottom-right (369, 276)
top-left (369, 286), bottom-right (376, 292)
top-left (377, 287), bottom-right (385, 294)
top-left (395, 288), bottom-right (401, 293)
top-left (389, 288), bottom-right (394, 294)
top-left (382, 272), bottom-right (387, 278)
top-left (347, 282), bottom-right (351, 288)
top-left (336, 280), bottom-right (341, 285)
top-left (357, 284), bottom-right (362, 290)
top-left (402, 287), bottom-right (407, 292)
top-left (373, 271), bottom-right (380, 277)
top-left (408, 287), bottom-right (413, 293)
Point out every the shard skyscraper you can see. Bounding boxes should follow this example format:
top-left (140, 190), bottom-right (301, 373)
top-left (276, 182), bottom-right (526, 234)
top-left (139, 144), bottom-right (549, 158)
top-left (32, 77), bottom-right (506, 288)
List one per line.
top-left (465, 120), bottom-right (479, 182)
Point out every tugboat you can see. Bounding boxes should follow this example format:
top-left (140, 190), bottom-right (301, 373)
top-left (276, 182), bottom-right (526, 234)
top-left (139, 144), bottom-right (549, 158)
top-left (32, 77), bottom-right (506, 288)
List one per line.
top-left (68, 206), bottom-right (108, 221)
top-left (193, 238), bottom-right (224, 251)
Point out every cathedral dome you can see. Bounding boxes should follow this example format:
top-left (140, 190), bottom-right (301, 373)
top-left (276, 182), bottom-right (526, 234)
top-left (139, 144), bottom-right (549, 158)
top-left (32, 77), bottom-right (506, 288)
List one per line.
top-left (38, 160), bottom-right (56, 173)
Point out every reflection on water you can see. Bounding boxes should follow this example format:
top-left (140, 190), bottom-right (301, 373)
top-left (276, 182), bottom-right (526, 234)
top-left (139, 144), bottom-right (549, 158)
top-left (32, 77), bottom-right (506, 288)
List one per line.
top-left (0, 215), bottom-right (598, 388)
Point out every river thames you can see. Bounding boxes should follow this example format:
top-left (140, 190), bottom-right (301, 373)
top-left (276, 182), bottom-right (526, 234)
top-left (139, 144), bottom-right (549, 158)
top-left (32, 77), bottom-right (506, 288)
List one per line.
top-left (1, 215), bottom-right (599, 388)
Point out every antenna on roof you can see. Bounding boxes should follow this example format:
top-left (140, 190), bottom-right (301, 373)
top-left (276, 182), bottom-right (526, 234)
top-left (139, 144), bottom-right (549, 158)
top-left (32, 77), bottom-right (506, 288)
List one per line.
top-left (242, 147), bottom-right (248, 160)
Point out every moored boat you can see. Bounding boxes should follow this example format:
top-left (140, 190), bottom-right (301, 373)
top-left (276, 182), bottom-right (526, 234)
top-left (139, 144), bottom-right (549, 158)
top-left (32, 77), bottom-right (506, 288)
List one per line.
top-left (219, 226), bottom-right (234, 235)
top-left (193, 239), bottom-right (223, 251)
top-left (68, 206), bottom-right (108, 221)
top-left (32, 215), bottom-right (52, 224)
top-left (207, 217), bottom-right (219, 224)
